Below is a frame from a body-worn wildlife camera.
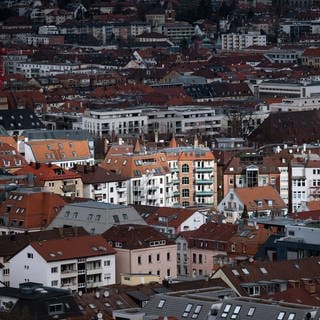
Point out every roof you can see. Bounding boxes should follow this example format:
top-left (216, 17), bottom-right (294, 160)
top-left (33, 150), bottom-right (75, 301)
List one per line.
top-left (234, 186), bottom-right (286, 211)
top-left (0, 141), bottom-right (28, 169)
top-left (48, 201), bottom-right (146, 234)
top-left (25, 139), bottom-right (91, 163)
top-left (0, 109), bottom-right (44, 131)
top-left (213, 256), bottom-right (320, 297)
top-left (102, 224), bottom-right (175, 250)
top-left (71, 164), bottom-right (128, 184)
top-left (29, 234), bottom-right (115, 262)
top-left (0, 226), bottom-right (88, 259)
top-left (21, 129), bottom-right (93, 141)
top-left (0, 191), bottom-right (66, 229)
top-left (145, 207), bottom-right (202, 228)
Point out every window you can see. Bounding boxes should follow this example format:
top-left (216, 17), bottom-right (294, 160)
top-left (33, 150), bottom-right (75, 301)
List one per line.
top-left (51, 267), bottom-right (58, 273)
top-left (138, 256), bottom-right (141, 265)
top-left (88, 214), bottom-right (93, 221)
top-left (182, 164), bottom-right (189, 173)
top-left (122, 213), bottom-right (128, 220)
top-left (51, 280), bottom-right (58, 286)
top-left (199, 254), bottom-right (203, 264)
top-left (48, 303), bottom-right (64, 315)
top-left (3, 269), bottom-right (9, 276)
top-left (113, 215), bottom-right (120, 223)
top-left (104, 260), bottom-right (111, 266)
top-left (288, 313), bottom-right (295, 320)
top-left (183, 303), bottom-right (193, 317)
top-left (231, 306), bottom-right (241, 319)
top-left (192, 305), bottom-right (202, 319)
top-left (182, 189), bottom-right (190, 197)
top-left (148, 255), bottom-right (152, 263)
top-left (158, 299), bottom-right (165, 308)
top-left (167, 252), bottom-right (170, 261)
top-left (95, 215), bottom-right (101, 221)
top-left (157, 253), bottom-right (160, 261)
top-left (247, 307), bottom-right (255, 316)
top-left (277, 312), bottom-right (285, 320)
top-left (182, 177), bottom-right (189, 184)
top-left (27, 253), bottom-right (33, 259)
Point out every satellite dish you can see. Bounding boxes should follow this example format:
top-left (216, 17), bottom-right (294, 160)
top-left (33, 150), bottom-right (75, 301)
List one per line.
top-left (95, 291), bottom-right (100, 299)
top-left (97, 312), bottom-right (103, 319)
top-left (103, 290), bottom-right (109, 298)
top-left (78, 291), bottom-right (82, 297)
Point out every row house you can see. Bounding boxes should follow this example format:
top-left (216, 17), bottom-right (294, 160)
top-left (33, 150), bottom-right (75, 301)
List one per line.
top-left (223, 152), bottom-right (281, 196)
top-left (161, 139), bottom-right (217, 207)
top-left (102, 224), bottom-right (177, 283)
top-left (0, 190), bottom-right (66, 234)
top-left (14, 163), bottom-right (84, 198)
top-left (217, 186), bottom-right (287, 223)
top-left (101, 141), bottom-right (173, 207)
top-left (71, 164), bottom-right (129, 205)
top-left (9, 234), bottom-right (116, 292)
top-left (176, 222), bottom-right (238, 277)
top-left (23, 139), bottom-right (94, 169)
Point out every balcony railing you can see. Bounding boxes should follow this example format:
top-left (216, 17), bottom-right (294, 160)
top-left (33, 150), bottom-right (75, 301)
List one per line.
top-left (195, 191), bottom-right (213, 196)
top-left (195, 179), bottom-right (213, 184)
top-left (195, 167), bottom-right (213, 173)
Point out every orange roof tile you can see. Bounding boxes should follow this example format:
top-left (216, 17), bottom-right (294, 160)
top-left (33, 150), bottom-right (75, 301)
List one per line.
top-left (30, 235), bottom-right (115, 262)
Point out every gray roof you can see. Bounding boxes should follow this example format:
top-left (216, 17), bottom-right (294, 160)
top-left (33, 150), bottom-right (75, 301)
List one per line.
top-left (216, 298), bottom-right (320, 320)
top-left (47, 201), bottom-right (146, 234)
top-left (20, 129), bottom-right (93, 142)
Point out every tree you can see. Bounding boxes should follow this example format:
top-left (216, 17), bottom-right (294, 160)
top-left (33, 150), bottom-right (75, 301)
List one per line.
top-left (241, 204), bottom-right (249, 220)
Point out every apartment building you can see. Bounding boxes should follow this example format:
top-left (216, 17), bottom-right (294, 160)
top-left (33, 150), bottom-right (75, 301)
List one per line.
top-left (101, 141), bottom-right (173, 207)
top-left (161, 139), bottom-right (217, 207)
top-left (102, 224), bottom-right (177, 282)
top-left (9, 235), bottom-right (116, 291)
top-left (162, 22), bottom-right (195, 43)
top-left (221, 32), bottom-right (266, 50)
top-left (82, 108), bottom-right (148, 138)
top-left (268, 97), bottom-right (320, 112)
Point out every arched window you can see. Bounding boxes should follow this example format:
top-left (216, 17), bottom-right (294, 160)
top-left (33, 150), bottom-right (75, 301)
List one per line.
top-left (182, 164), bottom-right (189, 173)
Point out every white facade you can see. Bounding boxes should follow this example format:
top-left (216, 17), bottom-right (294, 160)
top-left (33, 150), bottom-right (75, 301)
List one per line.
top-left (9, 245), bottom-right (116, 291)
top-left (269, 97), bottom-right (320, 112)
top-left (82, 109), bottom-right (148, 138)
top-left (84, 180), bottom-right (129, 206)
top-left (221, 32), bottom-right (266, 50)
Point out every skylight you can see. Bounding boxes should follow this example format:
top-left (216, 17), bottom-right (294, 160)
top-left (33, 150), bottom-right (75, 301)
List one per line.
top-left (288, 313), bottom-right (295, 320)
top-left (277, 312), bottom-right (285, 320)
top-left (232, 269), bottom-right (240, 276)
top-left (158, 299), bottom-right (165, 308)
top-left (247, 307), bottom-right (255, 316)
top-left (242, 268), bottom-right (249, 275)
top-left (260, 267), bottom-right (268, 274)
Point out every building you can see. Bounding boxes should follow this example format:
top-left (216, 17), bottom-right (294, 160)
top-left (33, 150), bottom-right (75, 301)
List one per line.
top-left (223, 152), bottom-right (280, 196)
top-left (161, 141), bottom-right (217, 207)
top-left (0, 141), bottom-right (28, 172)
top-left (0, 190), bottom-right (66, 234)
top-left (14, 163), bottom-right (84, 198)
top-left (221, 32), bottom-right (266, 50)
top-left (23, 139), bottom-right (94, 169)
top-left (162, 22), bottom-right (195, 43)
top-left (217, 186), bottom-right (287, 223)
top-left (9, 234), bottom-right (116, 291)
top-left (102, 224), bottom-right (177, 282)
top-left (71, 164), bottom-right (129, 205)
top-left (47, 200), bottom-right (146, 234)
top-left (101, 141), bottom-right (173, 207)
top-left (0, 282), bottom-right (82, 319)
top-left (302, 48), bottom-right (320, 68)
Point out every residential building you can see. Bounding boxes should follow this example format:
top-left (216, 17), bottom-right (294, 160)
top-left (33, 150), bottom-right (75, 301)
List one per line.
top-left (161, 141), bottom-right (217, 207)
top-left (0, 227), bottom-right (89, 287)
top-left (145, 206), bottom-right (210, 235)
top-left (0, 282), bottom-right (82, 319)
top-left (268, 97), bottom-right (320, 112)
top-left (223, 152), bottom-right (280, 196)
top-left (9, 234), bottom-right (116, 291)
top-left (264, 47), bottom-right (303, 64)
top-left (102, 224), bottom-right (177, 282)
top-left (48, 201), bottom-right (147, 234)
top-left (221, 32), bottom-right (266, 50)
top-left (101, 141), bottom-right (173, 207)
top-left (217, 186), bottom-right (287, 223)
top-left (176, 222), bottom-right (238, 277)
top-left (14, 163), bottom-right (83, 198)
top-left (81, 108), bottom-right (148, 138)
top-left (71, 164), bottom-right (129, 205)
top-left (0, 190), bottom-right (66, 234)
top-left (162, 22), bottom-right (195, 43)
top-left (212, 256), bottom-right (320, 299)
top-left (302, 47), bottom-right (320, 68)
top-left (0, 141), bottom-right (28, 172)
top-left (23, 139), bottom-right (94, 168)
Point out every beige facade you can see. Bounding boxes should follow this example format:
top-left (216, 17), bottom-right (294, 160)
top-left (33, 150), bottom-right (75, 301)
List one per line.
top-left (120, 274), bottom-right (160, 286)
top-left (43, 178), bottom-right (83, 198)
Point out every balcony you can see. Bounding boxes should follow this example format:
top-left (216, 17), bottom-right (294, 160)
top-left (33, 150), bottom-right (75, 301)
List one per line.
top-left (86, 281), bottom-right (103, 289)
top-left (172, 179), bottom-right (179, 184)
top-left (61, 282), bottom-right (77, 289)
top-left (147, 185), bottom-right (157, 190)
top-left (195, 167), bottom-right (213, 173)
top-left (171, 167), bottom-right (179, 173)
top-left (61, 269), bottom-right (77, 277)
top-left (173, 191), bottom-right (180, 196)
top-left (195, 179), bottom-right (213, 184)
top-left (195, 191), bottom-right (213, 196)
top-left (62, 184), bottom-right (76, 193)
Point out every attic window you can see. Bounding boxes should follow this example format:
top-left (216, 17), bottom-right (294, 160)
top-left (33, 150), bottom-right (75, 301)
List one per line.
top-left (47, 144), bottom-right (52, 150)
top-left (288, 313), bottom-right (295, 320)
top-left (277, 312), bottom-right (285, 320)
top-left (247, 307), bottom-right (255, 316)
top-left (260, 267), bottom-right (268, 274)
top-left (72, 151), bottom-right (77, 157)
top-left (158, 299), bottom-right (166, 308)
top-left (242, 268), bottom-right (249, 275)
top-left (191, 305), bottom-right (202, 319)
top-left (182, 303), bottom-right (193, 317)
top-left (232, 269), bottom-right (239, 276)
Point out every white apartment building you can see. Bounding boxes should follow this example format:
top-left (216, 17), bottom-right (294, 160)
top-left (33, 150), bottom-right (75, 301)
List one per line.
top-left (162, 22), bottom-right (195, 43)
top-left (269, 97), bottom-right (320, 112)
top-left (221, 32), bottom-right (266, 50)
top-left (81, 109), bottom-right (148, 138)
top-left (9, 235), bottom-right (116, 292)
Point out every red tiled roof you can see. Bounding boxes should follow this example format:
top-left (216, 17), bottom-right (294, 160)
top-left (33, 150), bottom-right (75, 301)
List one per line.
top-left (30, 235), bottom-right (115, 262)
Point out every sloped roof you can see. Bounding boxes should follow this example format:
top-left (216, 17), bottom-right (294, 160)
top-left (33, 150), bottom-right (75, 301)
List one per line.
top-left (234, 186), bottom-right (286, 211)
top-left (30, 234), bottom-right (115, 262)
top-left (102, 224), bottom-right (175, 250)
